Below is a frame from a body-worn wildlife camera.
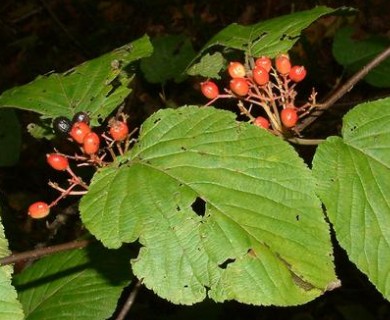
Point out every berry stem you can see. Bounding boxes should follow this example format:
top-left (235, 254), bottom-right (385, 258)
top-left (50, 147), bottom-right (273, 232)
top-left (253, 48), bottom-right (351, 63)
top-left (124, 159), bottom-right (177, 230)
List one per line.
top-left (244, 97), bottom-right (282, 132)
top-left (204, 94), bottom-right (232, 106)
top-left (66, 167), bottom-right (89, 190)
top-left (48, 181), bottom-right (88, 196)
top-left (236, 101), bottom-right (255, 121)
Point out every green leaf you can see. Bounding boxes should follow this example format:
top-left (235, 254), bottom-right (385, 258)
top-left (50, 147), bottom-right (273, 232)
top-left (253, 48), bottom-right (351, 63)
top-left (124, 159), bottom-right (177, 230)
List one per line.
top-left (312, 98), bottom-right (390, 300)
top-left (0, 35), bottom-right (153, 126)
top-left (0, 109), bottom-right (21, 166)
top-left (332, 27), bottom-right (390, 87)
top-left (0, 211), bottom-right (25, 320)
top-left (80, 106), bottom-right (337, 306)
top-left (186, 52), bottom-right (225, 79)
top-left (192, 6), bottom-right (341, 63)
top-left (14, 242), bottom-right (132, 320)
top-left (140, 35), bottom-right (196, 83)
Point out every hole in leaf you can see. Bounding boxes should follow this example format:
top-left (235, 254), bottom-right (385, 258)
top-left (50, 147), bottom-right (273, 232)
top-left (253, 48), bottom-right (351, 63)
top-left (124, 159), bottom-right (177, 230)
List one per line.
top-left (280, 33), bottom-right (299, 41)
top-left (247, 248), bottom-right (256, 257)
top-left (191, 197), bottom-right (206, 217)
top-left (252, 32), bottom-right (268, 43)
top-left (181, 146), bottom-right (187, 151)
top-left (218, 258), bottom-right (235, 269)
top-left (183, 285), bottom-right (188, 288)
top-left (176, 205), bottom-right (181, 211)
top-left (153, 118), bottom-right (161, 124)
top-left (106, 78), bottom-right (121, 97)
top-left (296, 215), bottom-right (300, 221)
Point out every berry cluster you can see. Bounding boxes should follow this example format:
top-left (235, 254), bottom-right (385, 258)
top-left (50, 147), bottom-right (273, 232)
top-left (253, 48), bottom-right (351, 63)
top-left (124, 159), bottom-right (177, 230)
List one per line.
top-left (28, 111), bottom-right (134, 219)
top-left (200, 54), bottom-right (317, 134)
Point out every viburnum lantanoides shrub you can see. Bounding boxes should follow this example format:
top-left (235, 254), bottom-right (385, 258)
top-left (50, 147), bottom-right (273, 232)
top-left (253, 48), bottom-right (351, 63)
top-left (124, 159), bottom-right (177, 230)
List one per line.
top-left (0, 6), bottom-right (390, 320)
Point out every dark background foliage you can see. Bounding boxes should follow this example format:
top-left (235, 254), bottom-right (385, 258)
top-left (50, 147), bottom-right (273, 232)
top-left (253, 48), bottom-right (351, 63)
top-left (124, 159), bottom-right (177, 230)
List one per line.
top-left (1, 0), bottom-right (390, 319)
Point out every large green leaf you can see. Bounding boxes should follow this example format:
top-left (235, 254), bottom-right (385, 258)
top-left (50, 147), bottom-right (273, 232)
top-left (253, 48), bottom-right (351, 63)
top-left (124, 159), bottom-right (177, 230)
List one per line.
top-left (141, 34), bottom-right (196, 83)
top-left (193, 6), bottom-right (341, 63)
top-left (333, 27), bottom-right (390, 87)
top-left (0, 35), bottom-right (153, 126)
top-left (80, 106), bottom-right (337, 306)
top-left (14, 242), bottom-right (132, 320)
top-left (186, 52), bottom-right (225, 79)
top-left (0, 109), bottom-right (21, 166)
top-left (0, 210), bottom-right (24, 320)
top-left (312, 98), bottom-right (390, 300)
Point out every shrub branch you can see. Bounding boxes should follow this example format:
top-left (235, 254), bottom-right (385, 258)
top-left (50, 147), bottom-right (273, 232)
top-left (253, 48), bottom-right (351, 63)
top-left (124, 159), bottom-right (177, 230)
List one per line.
top-left (296, 45), bottom-right (390, 132)
top-left (0, 239), bottom-right (92, 266)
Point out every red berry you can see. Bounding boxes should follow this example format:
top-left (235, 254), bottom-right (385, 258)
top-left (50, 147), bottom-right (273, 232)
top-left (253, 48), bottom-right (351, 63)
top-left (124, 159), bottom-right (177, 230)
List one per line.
top-left (109, 121), bottom-right (129, 141)
top-left (228, 61), bottom-right (246, 78)
top-left (28, 201), bottom-right (50, 219)
top-left (275, 54), bottom-right (291, 75)
top-left (255, 56), bottom-right (272, 72)
top-left (70, 122), bottom-right (92, 144)
top-left (230, 78), bottom-right (249, 96)
top-left (83, 132), bottom-right (100, 155)
top-left (252, 66), bottom-right (269, 86)
top-left (253, 116), bottom-right (270, 129)
top-left (201, 81), bottom-right (219, 100)
top-left (47, 153), bottom-right (69, 171)
top-left (281, 108), bottom-right (298, 128)
top-left (289, 65), bottom-right (307, 82)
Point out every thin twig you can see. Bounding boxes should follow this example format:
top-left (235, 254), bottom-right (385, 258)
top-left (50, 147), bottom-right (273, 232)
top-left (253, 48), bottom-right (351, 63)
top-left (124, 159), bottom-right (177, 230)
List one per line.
top-left (115, 279), bottom-right (143, 320)
top-left (287, 137), bottom-right (325, 145)
top-left (0, 239), bottom-right (92, 266)
top-left (296, 45), bottom-right (390, 132)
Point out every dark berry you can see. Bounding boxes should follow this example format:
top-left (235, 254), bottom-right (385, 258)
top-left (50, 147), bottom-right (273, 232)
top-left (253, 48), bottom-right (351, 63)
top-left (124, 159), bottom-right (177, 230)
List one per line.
top-left (72, 112), bottom-right (90, 124)
top-left (53, 116), bottom-right (72, 136)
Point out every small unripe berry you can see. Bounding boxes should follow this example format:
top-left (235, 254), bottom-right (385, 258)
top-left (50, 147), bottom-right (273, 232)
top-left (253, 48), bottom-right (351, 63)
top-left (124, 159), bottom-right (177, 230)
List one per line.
top-left (109, 121), bottom-right (129, 141)
top-left (252, 66), bottom-right (269, 86)
top-left (281, 108), bottom-right (298, 128)
top-left (253, 116), bottom-right (270, 129)
top-left (28, 201), bottom-right (50, 219)
top-left (47, 153), bottom-right (69, 171)
top-left (83, 132), bottom-right (100, 155)
top-left (275, 54), bottom-right (291, 75)
top-left (201, 81), bottom-right (219, 99)
top-left (230, 78), bottom-right (249, 96)
top-left (228, 61), bottom-right (246, 78)
top-left (70, 122), bottom-right (92, 144)
top-left (72, 112), bottom-right (90, 124)
top-left (255, 56), bottom-right (272, 72)
top-left (289, 65), bottom-right (307, 82)
top-left (53, 116), bottom-right (72, 136)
